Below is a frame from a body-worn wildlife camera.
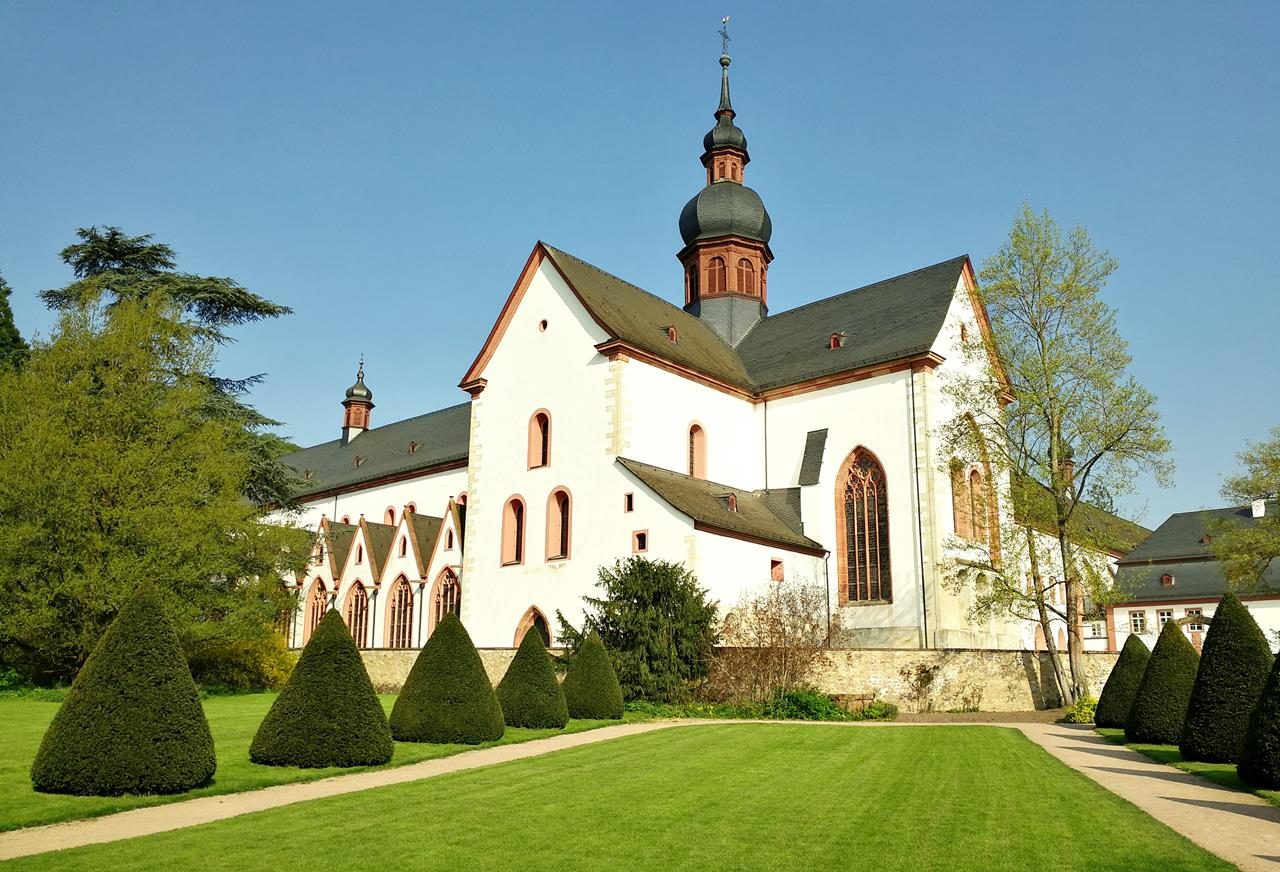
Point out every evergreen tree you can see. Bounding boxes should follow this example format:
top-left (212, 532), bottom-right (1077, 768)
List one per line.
top-left (1239, 650), bottom-right (1280, 789)
top-left (497, 629), bottom-right (569, 729)
top-left (1095, 634), bottom-right (1150, 729)
top-left (389, 613), bottom-right (504, 744)
top-left (40, 226), bottom-right (297, 507)
top-left (0, 271), bottom-right (28, 370)
top-left (250, 610), bottom-right (392, 767)
top-left (31, 586), bottom-right (215, 795)
top-left (1181, 593), bottom-right (1274, 762)
top-left (1126, 620), bottom-right (1199, 745)
top-left (562, 631), bottom-right (624, 720)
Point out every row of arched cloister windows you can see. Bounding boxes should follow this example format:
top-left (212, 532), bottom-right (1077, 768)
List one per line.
top-left (304, 571), bottom-right (461, 650)
top-left (502, 488), bottom-right (572, 565)
top-left (951, 462), bottom-right (1000, 557)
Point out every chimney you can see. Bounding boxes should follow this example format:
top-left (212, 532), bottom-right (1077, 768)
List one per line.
top-left (1253, 499), bottom-right (1266, 519)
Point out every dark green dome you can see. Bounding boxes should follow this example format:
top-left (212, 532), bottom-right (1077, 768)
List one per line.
top-left (679, 182), bottom-right (772, 246)
top-left (344, 362), bottom-right (372, 403)
top-left (703, 115), bottom-right (747, 153)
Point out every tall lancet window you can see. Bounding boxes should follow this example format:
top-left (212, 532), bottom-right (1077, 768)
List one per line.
top-left (840, 448), bottom-right (891, 603)
top-left (688, 424), bottom-right (707, 479)
top-left (707, 257), bottom-right (727, 294)
top-left (346, 583), bottom-right (369, 649)
top-left (737, 258), bottom-right (755, 295)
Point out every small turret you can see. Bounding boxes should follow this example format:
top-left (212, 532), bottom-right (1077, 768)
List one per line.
top-left (341, 358), bottom-right (374, 445)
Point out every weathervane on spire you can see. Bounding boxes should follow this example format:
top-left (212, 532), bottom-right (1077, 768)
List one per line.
top-left (719, 16), bottom-right (731, 57)
top-left (357, 353), bottom-right (365, 380)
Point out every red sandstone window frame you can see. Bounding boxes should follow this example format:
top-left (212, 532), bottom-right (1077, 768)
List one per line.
top-left (502, 496), bottom-right (526, 566)
top-left (386, 576), bottom-right (414, 649)
top-left (513, 606), bottom-right (552, 647)
top-left (346, 582), bottom-right (369, 649)
top-left (429, 568), bottom-right (461, 635)
top-left (545, 488), bottom-right (572, 561)
top-left (305, 579), bottom-right (327, 643)
top-left (836, 446), bottom-right (892, 605)
top-left (707, 256), bottom-right (727, 294)
top-left (528, 410), bottom-right (552, 469)
top-left (632, 530), bottom-right (649, 553)
top-left (688, 423), bottom-right (706, 479)
top-left (737, 258), bottom-right (755, 295)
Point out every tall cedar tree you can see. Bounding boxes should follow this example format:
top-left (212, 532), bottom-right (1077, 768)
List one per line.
top-left (1209, 427), bottom-right (1280, 589)
top-left (0, 271), bottom-right (29, 369)
top-left (1094, 634), bottom-right (1150, 729)
top-left (0, 299), bottom-right (306, 682)
top-left (389, 613), bottom-right (505, 744)
top-left (1126, 619), bottom-right (1199, 745)
top-left (31, 586), bottom-right (215, 795)
top-left (1239, 649), bottom-right (1280, 789)
top-left (562, 631), bottom-right (625, 719)
top-left (1181, 593), bottom-right (1274, 762)
top-left (40, 226), bottom-right (297, 507)
top-left (557, 557), bottom-right (718, 703)
top-left (496, 629), bottom-right (569, 729)
top-left (250, 609), bottom-right (392, 767)
top-left (940, 205), bottom-right (1171, 704)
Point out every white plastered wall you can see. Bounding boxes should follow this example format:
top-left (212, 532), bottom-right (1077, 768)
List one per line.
top-left (1111, 599), bottom-right (1280, 655)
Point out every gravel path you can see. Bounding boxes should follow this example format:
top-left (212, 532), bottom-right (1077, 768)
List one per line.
top-left (1, 718), bottom-right (1277, 869)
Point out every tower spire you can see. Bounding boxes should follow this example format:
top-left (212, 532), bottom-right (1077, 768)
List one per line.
top-left (341, 356), bottom-right (374, 444)
top-left (718, 17), bottom-right (733, 115)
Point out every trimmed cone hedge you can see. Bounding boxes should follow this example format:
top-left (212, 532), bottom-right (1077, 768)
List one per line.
top-left (1095, 634), bottom-right (1151, 729)
top-left (1181, 593), bottom-right (1274, 763)
top-left (31, 586), bottom-right (215, 796)
top-left (562, 631), bottom-right (624, 720)
top-left (497, 628), bottom-right (568, 729)
top-left (1239, 649), bottom-right (1280, 789)
top-left (250, 609), bottom-right (392, 767)
top-left (1126, 619), bottom-right (1199, 745)
top-left (389, 613), bottom-right (504, 744)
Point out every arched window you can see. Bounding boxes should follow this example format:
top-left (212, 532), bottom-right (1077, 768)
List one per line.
top-left (546, 489), bottom-right (571, 560)
top-left (838, 448), bottom-right (891, 603)
top-left (405, 502), bottom-right (417, 514)
top-left (340, 515), bottom-right (351, 524)
top-left (399, 536), bottom-right (407, 557)
top-left (431, 568), bottom-right (461, 634)
top-left (386, 577), bottom-right (413, 649)
top-left (969, 469), bottom-right (989, 543)
top-left (688, 424), bottom-right (706, 479)
top-left (514, 607), bottom-right (551, 647)
top-left (686, 264), bottom-right (698, 300)
top-left (737, 258), bottom-right (755, 295)
top-left (502, 497), bottom-right (526, 565)
top-left (384, 507), bottom-right (396, 526)
top-left (346, 583), bottom-right (369, 649)
top-left (306, 580), bottom-right (327, 641)
top-left (951, 464), bottom-right (973, 539)
top-left (446, 529), bottom-right (454, 550)
top-left (457, 492), bottom-right (467, 506)
top-left (707, 257), bottom-right (727, 294)
top-left (355, 545), bottom-right (363, 564)
top-left (528, 411), bottom-right (551, 468)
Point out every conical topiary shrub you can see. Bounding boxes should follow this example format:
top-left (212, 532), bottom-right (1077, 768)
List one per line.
top-left (250, 609), bottom-right (392, 767)
top-left (496, 628), bottom-right (569, 729)
top-left (1095, 634), bottom-right (1151, 729)
top-left (1125, 619), bottom-right (1199, 745)
top-left (562, 631), bottom-right (624, 720)
top-left (389, 613), bottom-right (504, 744)
top-left (1181, 593), bottom-right (1274, 763)
top-left (31, 586), bottom-right (215, 796)
top-left (1238, 650), bottom-right (1280, 789)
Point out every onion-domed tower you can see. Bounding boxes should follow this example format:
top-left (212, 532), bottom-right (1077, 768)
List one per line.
top-left (340, 358), bottom-right (374, 445)
top-left (677, 48), bottom-right (773, 346)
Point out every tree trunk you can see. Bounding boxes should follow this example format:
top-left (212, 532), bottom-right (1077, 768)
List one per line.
top-left (1025, 526), bottom-right (1071, 706)
top-left (1057, 530), bottom-right (1089, 701)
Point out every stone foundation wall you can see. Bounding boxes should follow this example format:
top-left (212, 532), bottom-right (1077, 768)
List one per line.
top-left (362, 647), bottom-right (1118, 712)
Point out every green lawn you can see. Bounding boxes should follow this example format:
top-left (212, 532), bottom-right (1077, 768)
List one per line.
top-left (12, 725), bottom-right (1229, 871)
top-left (0, 694), bottom-right (629, 832)
top-left (1096, 727), bottom-right (1280, 809)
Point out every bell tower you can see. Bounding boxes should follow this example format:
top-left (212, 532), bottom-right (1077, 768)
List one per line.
top-left (676, 23), bottom-right (774, 346)
top-left (340, 357), bottom-right (374, 445)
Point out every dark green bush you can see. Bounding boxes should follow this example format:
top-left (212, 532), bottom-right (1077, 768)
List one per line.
top-left (31, 586), bottom-right (216, 795)
top-left (389, 613), bottom-right (504, 744)
top-left (763, 689), bottom-right (848, 721)
top-left (187, 634), bottom-right (297, 691)
top-left (1239, 649), bottom-right (1280, 789)
top-left (1095, 634), bottom-right (1150, 728)
top-left (1126, 619), bottom-right (1199, 745)
top-left (557, 557), bottom-right (718, 703)
top-left (497, 628), bottom-right (569, 729)
top-left (250, 609), bottom-right (392, 767)
top-left (1181, 593), bottom-right (1274, 763)
top-left (561, 631), bottom-right (623, 720)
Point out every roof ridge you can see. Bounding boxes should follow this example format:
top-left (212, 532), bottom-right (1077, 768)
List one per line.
top-left (758, 254), bottom-right (969, 323)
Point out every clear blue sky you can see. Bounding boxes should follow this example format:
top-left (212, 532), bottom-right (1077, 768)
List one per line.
top-left (2, 1), bottom-right (1277, 527)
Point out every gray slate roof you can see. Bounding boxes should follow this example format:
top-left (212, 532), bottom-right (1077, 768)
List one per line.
top-left (798, 429), bottom-right (828, 487)
top-left (282, 403), bottom-right (470, 498)
top-left (1114, 503), bottom-right (1280, 603)
top-left (617, 457), bottom-right (822, 552)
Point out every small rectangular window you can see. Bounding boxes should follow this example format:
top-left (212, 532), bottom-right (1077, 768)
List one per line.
top-left (770, 559), bottom-right (784, 582)
top-left (1158, 609), bottom-right (1173, 626)
top-left (1087, 621), bottom-right (1105, 638)
top-left (632, 531), bottom-right (648, 553)
top-left (624, 493), bottom-right (635, 512)
top-left (1186, 609), bottom-right (1204, 632)
top-left (1130, 611), bottom-right (1147, 635)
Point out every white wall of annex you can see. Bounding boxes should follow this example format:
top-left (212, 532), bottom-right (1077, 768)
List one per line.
top-left (287, 468), bottom-right (468, 534)
top-left (1112, 599), bottom-right (1280, 654)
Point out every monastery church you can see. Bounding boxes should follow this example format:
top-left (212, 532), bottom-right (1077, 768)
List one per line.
top-left (281, 50), bottom-right (1129, 655)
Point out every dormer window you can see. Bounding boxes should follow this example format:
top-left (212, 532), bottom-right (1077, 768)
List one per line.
top-left (303, 469), bottom-right (313, 481)
top-left (408, 441), bottom-right (419, 454)
top-left (1161, 573), bottom-right (1175, 587)
top-left (666, 325), bottom-right (679, 343)
top-left (828, 332), bottom-right (846, 350)
top-left (724, 493), bottom-right (738, 513)
top-left (353, 456), bottom-right (364, 468)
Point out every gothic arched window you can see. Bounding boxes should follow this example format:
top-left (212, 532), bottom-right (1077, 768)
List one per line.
top-left (387, 577), bottom-right (413, 649)
top-left (707, 257), bottom-right (727, 294)
top-left (346, 582), bottom-right (369, 649)
top-left (839, 448), bottom-right (891, 603)
top-left (431, 569), bottom-right (460, 634)
top-left (306, 579), bottom-right (327, 641)
top-left (547, 489), bottom-right (571, 560)
top-left (502, 497), bottom-right (526, 565)
top-left (737, 258), bottom-right (755, 295)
